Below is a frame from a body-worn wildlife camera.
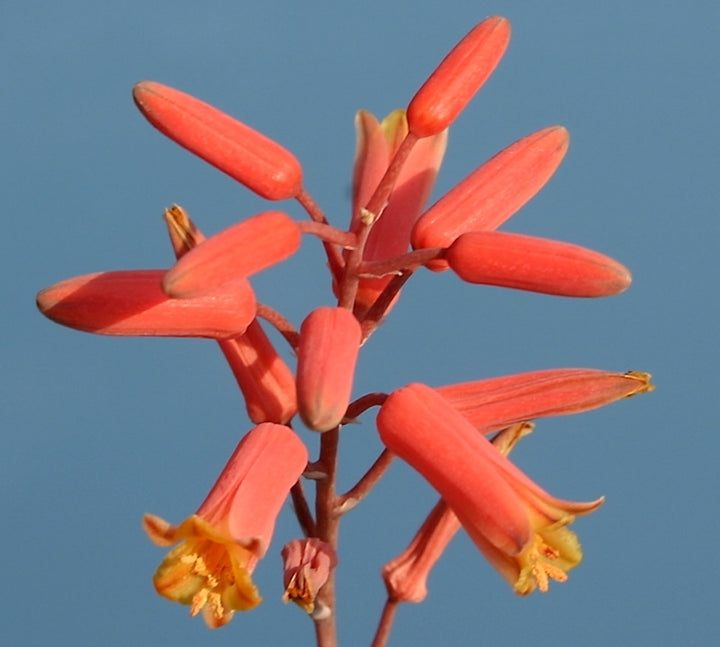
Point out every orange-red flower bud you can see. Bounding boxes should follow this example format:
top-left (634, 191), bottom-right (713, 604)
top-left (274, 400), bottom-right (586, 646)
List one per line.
top-left (133, 81), bottom-right (303, 200)
top-left (162, 211), bottom-right (301, 299)
top-left (412, 126), bottom-right (569, 270)
top-left (219, 319), bottom-right (298, 425)
top-left (407, 16), bottom-right (511, 137)
top-left (36, 270), bottom-right (256, 338)
top-left (436, 368), bottom-right (654, 433)
top-left (296, 307), bottom-right (361, 432)
top-left (446, 231), bottom-right (632, 297)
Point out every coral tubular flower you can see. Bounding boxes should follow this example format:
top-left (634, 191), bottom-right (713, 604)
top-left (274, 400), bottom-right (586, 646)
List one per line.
top-left (381, 422), bottom-right (532, 604)
top-left (349, 109), bottom-right (447, 315)
top-left (445, 230), bottom-right (633, 297)
top-left (407, 16), bottom-right (511, 137)
top-left (36, 269), bottom-right (256, 338)
top-left (143, 423), bottom-right (308, 628)
top-left (162, 211), bottom-right (301, 299)
top-left (296, 307), bottom-right (362, 431)
top-left (412, 126), bottom-right (569, 270)
top-left (219, 319), bottom-right (298, 425)
top-left (382, 499), bottom-right (461, 603)
top-left (282, 538), bottom-right (338, 616)
top-left (437, 368), bottom-right (653, 433)
top-left (163, 205), bottom-right (297, 424)
top-left (377, 383), bottom-right (604, 594)
top-left (133, 81), bottom-right (303, 200)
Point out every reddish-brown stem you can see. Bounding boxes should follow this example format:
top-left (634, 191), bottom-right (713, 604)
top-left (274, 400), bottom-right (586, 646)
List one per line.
top-left (337, 449), bottom-right (395, 514)
top-left (338, 133), bottom-right (419, 310)
top-left (296, 188), bottom-right (345, 285)
top-left (364, 133), bottom-right (419, 217)
top-left (255, 303), bottom-right (300, 350)
top-left (313, 427), bottom-right (340, 647)
top-left (370, 599), bottom-right (399, 647)
top-left (345, 392), bottom-right (388, 420)
top-left (359, 270), bottom-right (414, 341)
top-left (297, 220), bottom-right (358, 249)
top-left (357, 247), bottom-right (445, 278)
top-left (296, 187), bottom-right (328, 224)
top-left (291, 479), bottom-right (316, 537)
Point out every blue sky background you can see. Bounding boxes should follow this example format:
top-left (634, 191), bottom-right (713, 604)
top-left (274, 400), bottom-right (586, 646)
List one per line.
top-left (3, 1), bottom-right (718, 645)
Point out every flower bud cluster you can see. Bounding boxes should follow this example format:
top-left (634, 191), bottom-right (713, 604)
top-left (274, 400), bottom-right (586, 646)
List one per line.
top-left (37, 15), bottom-right (651, 638)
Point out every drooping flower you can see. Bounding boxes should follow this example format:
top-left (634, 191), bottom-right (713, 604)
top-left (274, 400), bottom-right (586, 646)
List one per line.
top-left (377, 382), bottom-right (606, 594)
top-left (163, 205), bottom-right (297, 425)
top-left (381, 422), bottom-right (532, 603)
top-left (219, 319), bottom-right (298, 425)
top-left (281, 538), bottom-right (338, 616)
top-left (143, 423), bottom-right (308, 628)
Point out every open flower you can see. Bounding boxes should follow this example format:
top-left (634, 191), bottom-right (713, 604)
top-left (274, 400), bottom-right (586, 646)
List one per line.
top-left (163, 205), bottom-right (298, 425)
top-left (143, 423), bottom-right (308, 628)
top-left (281, 538), bottom-right (338, 616)
top-left (377, 382), bottom-right (606, 594)
top-left (347, 109), bottom-right (447, 316)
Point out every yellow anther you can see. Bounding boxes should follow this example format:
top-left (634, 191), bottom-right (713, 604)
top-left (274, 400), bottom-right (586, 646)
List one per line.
top-left (529, 534), bottom-right (569, 593)
top-left (190, 588), bottom-right (209, 617)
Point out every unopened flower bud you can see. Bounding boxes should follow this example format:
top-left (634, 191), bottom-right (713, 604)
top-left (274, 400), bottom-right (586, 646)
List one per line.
top-left (407, 17), bottom-right (511, 137)
top-left (162, 211), bottom-right (301, 299)
top-left (446, 231), bottom-right (632, 297)
top-left (296, 307), bottom-right (361, 432)
top-left (37, 270), bottom-right (256, 338)
top-left (133, 81), bottom-right (303, 200)
top-left (412, 126), bottom-right (569, 270)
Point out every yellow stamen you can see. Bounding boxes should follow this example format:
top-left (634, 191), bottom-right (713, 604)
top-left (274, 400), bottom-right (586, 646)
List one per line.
top-left (529, 534), bottom-right (568, 593)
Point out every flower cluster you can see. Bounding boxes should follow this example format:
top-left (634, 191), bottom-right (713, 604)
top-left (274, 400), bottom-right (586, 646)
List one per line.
top-left (37, 16), bottom-right (652, 645)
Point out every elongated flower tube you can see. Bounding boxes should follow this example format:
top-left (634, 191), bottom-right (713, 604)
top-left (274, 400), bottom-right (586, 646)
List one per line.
top-left (143, 423), bottom-right (308, 628)
top-left (437, 368), bottom-right (653, 433)
top-left (36, 270), bottom-right (255, 338)
top-left (133, 81), bottom-right (303, 200)
top-left (163, 211), bottom-right (301, 298)
top-left (381, 422), bottom-right (532, 603)
top-left (296, 307), bottom-right (362, 431)
top-left (407, 16), bottom-right (511, 137)
top-left (164, 205), bottom-right (297, 424)
top-left (377, 383), bottom-right (604, 594)
top-left (445, 231), bottom-right (633, 297)
top-left (219, 319), bottom-right (298, 424)
top-left (382, 498), bottom-right (461, 604)
top-left (348, 109), bottom-right (447, 314)
top-left (282, 538), bottom-right (338, 616)
top-left (412, 126), bottom-right (569, 270)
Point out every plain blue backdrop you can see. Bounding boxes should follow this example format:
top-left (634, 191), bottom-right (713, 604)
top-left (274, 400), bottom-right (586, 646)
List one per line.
top-left (3, 1), bottom-right (717, 645)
